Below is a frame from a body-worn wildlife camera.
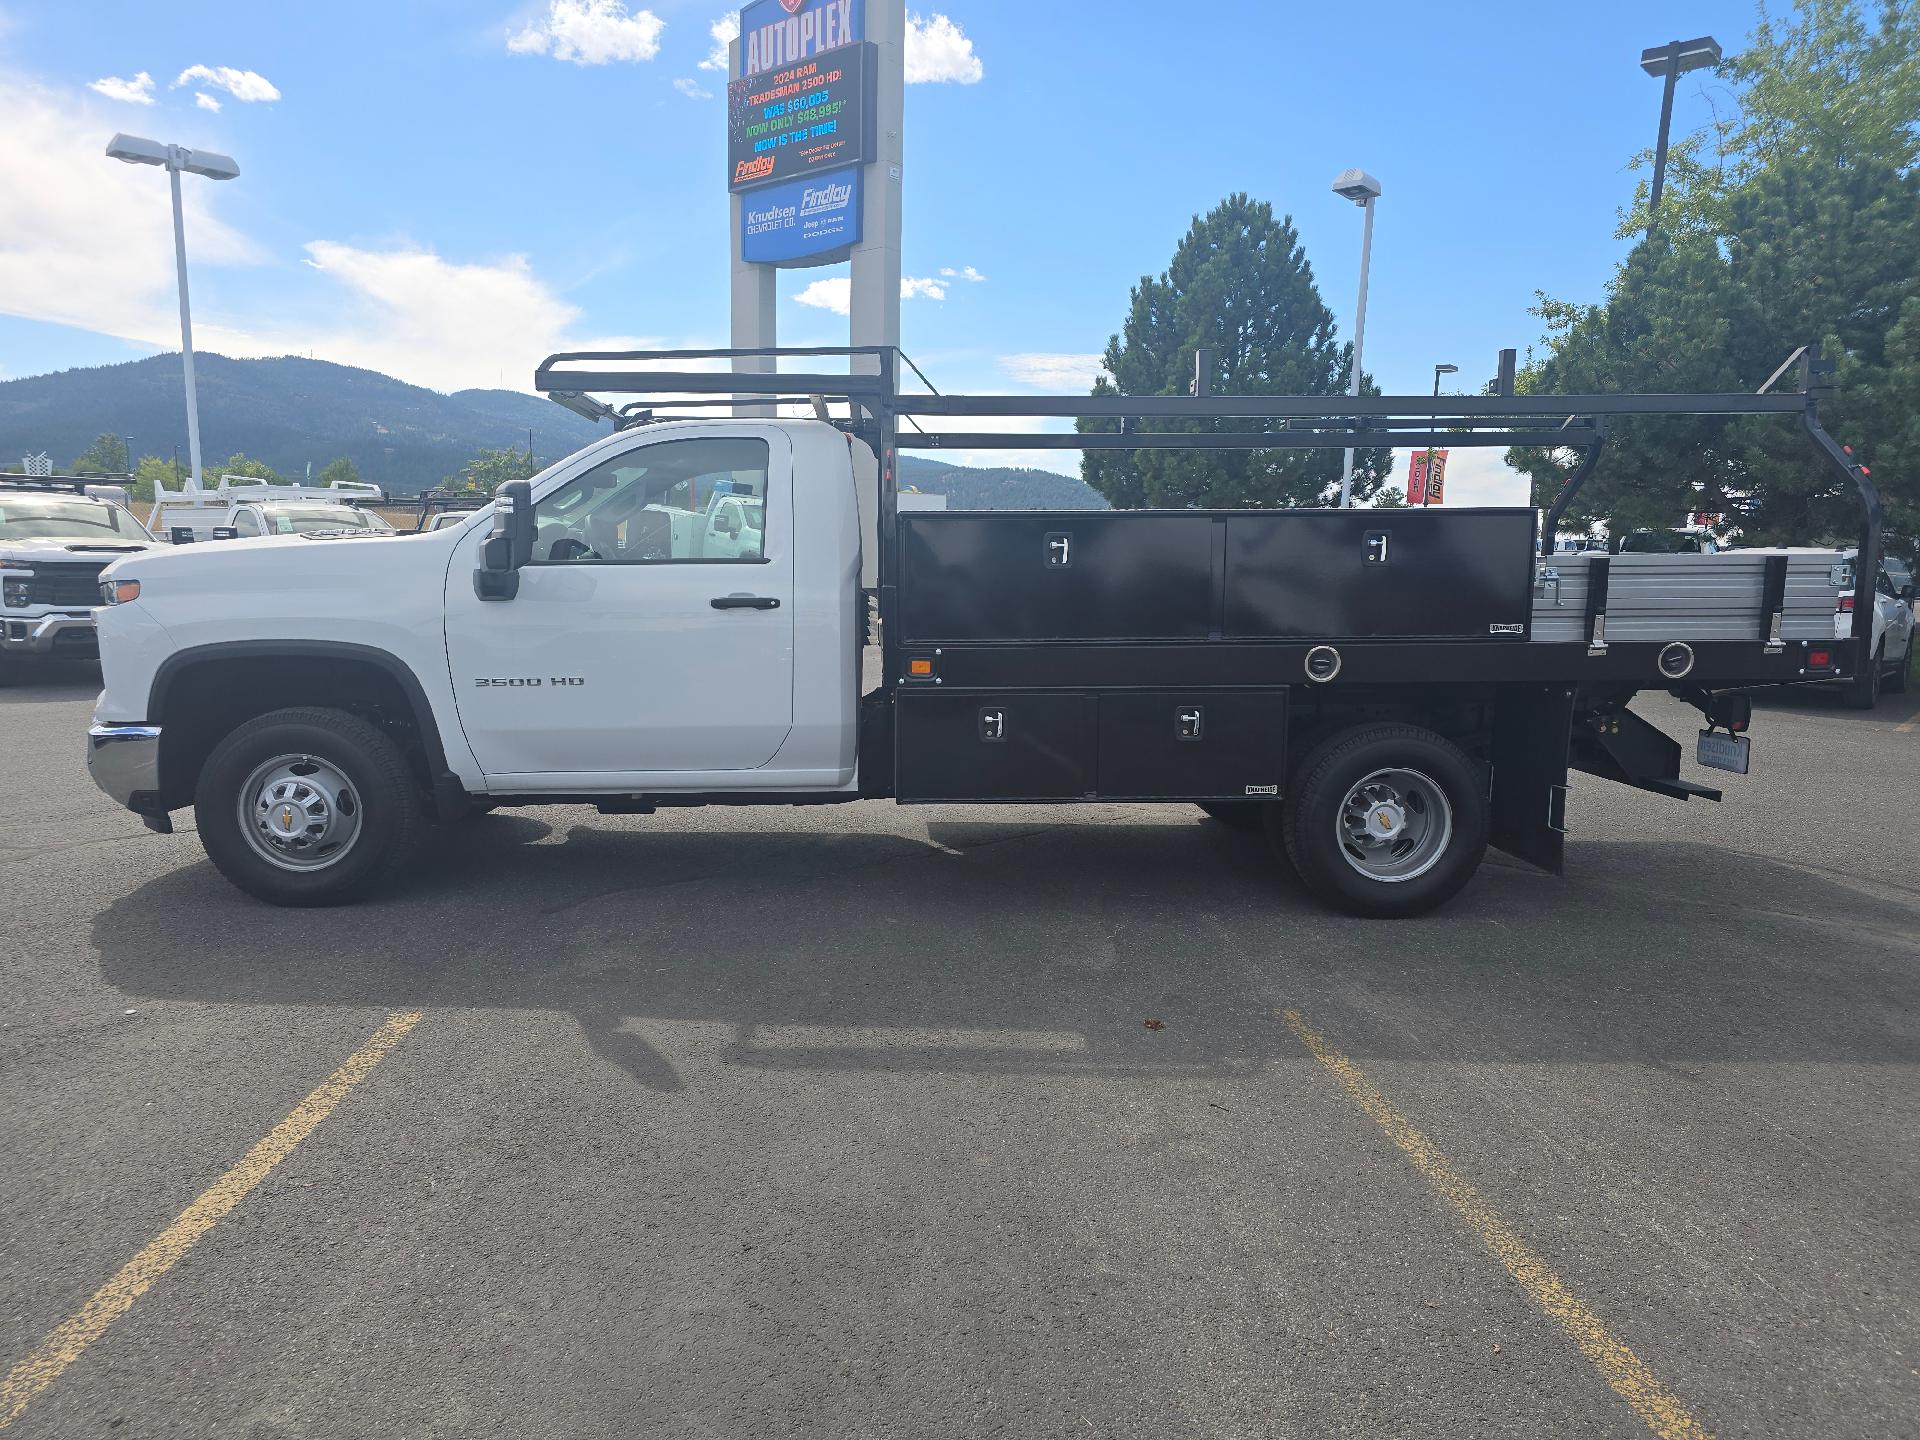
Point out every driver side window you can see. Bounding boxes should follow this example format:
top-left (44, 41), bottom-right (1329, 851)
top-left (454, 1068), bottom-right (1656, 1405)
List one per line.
top-left (532, 437), bottom-right (770, 566)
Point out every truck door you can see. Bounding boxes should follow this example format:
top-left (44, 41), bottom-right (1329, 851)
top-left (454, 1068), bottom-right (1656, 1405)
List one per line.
top-left (444, 430), bottom-right (795, 782)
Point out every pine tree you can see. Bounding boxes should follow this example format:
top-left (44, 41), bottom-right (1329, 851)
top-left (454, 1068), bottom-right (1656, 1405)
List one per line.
top-left (1079, 194), bottom-right (1391, 509)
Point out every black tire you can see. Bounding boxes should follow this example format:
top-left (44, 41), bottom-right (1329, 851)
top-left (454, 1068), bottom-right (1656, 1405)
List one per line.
top-left (1847, 645), bottom-right (1884, 710)
top-left (194, 707), bottom-right (425, 907)
top-left (1887, 643), bottom-right (1910, 695)
top-left (1271, 723), bottom-right (1489, 919)
top-left (1196, 801), bottom-right (1268, 832)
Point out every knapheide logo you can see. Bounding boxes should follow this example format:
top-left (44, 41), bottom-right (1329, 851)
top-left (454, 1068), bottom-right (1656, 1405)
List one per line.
top-left (735, 156), bottom-right (778, 184)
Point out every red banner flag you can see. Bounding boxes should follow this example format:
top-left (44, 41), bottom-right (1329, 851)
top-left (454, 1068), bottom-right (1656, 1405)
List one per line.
top-left (1408, 450), bottom-right (1449, 505)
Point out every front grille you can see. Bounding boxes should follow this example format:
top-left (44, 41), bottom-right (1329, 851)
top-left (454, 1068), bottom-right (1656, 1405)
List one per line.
top-left (24, 560), bottom-right (109, 608)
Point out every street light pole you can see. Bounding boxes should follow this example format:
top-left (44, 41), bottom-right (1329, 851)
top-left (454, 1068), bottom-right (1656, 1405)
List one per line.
top-left (1330, 169), bottom-right (1383, 508)
top-left (167, 161), bottom-right (206, 491)
top-left (106, 134), bottom-right (240, 494)
top-left (1639, 37), bottom-right (1722, 230)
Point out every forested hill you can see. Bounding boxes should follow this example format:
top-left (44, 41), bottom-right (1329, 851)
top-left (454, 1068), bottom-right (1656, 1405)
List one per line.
top-left (0, 353), bottom-right (1108, 509)
top-left (0, 354), bottom-right (602, 492)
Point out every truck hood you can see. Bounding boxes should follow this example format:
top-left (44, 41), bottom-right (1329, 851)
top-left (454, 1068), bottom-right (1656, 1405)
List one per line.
top-left (0, 536), bottom-right (153, 560)
top-left (103, 527), bottom-right (443, 578)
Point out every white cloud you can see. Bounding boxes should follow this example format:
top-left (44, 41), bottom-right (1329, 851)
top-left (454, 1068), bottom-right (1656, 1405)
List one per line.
top-left (940, 264), bottom-right (986, 282)
top-left (793, 278), bottom-right (851, 315)
top-left (194, 91), bottom-right (222, 112)
top-left (673, 76), bottom-right (711, 99)
top-left (281, 242), bottom-right (645, 393)
top-left (1001, 353), bottom-right (1107, 391)
top-left (794, 275), bottom-right (958, 315)
top-left (507, 0), bottom-right (665, 65)
top-left (698, 14), bottom-right (739, 72)
top-left (88, 72), bottom-right (154, 105)
top-left (173, 65), bottom-right (280, 102)
top-left (0, 73), bottom-right (259, 343)
top-left (905, 13), bottom-right (982, 84)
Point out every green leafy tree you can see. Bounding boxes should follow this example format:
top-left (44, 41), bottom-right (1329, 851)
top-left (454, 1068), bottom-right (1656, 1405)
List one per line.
top-left (215, 453), bottom-right (285, 485)
top-left (457, 446), bottom-right (542, 496)
top-left (1515, 0), bottom-right (1919, 550)
top-left (1371, 487), bottom-right (1408, 509)
top-left (131, 454), bottom-right (186, 504)
top-left (317, 457), bottom-right (363, 489)
top-left (1079, 193), bottom-right (1392, 509)
top-left (72, 432), bottom-right (130, 475)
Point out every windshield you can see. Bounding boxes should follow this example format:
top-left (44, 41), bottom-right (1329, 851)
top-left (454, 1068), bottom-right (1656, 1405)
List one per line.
top-left (0, 498), bottom-right (134, 540)
top-left (264, 507), bottom-right (393, 535)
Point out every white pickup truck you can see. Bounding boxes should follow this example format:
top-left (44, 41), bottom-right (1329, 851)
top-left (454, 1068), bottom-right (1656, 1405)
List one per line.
top-left (1, 479), bottom-right (154, 673)
top-left (83, 349), bottom-right (1887, 918)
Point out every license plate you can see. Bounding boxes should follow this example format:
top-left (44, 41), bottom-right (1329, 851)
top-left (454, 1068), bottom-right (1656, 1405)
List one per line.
top-left (1697, 730), bottom-right (1751, 775)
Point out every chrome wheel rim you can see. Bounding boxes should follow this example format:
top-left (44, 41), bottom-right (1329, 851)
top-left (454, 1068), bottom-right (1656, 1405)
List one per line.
top-left (238, 754), bottom-right (363, 872)
top-left (1336, 767), bottom-right (1453, 884)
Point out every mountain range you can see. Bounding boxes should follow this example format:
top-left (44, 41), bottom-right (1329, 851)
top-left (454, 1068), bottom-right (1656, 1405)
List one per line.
top-left (0, 353), bottom-right (1107, 510)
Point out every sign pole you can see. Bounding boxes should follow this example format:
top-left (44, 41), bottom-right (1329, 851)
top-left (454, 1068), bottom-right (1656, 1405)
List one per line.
top-left (729, 32), bottom-right (778, 418)
top-left (847, 0), bottom-right (904, 375)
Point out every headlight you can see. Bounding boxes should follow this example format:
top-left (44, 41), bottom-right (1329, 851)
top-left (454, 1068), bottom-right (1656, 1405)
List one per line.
top-left (101, 579), bottom-right (142, 605)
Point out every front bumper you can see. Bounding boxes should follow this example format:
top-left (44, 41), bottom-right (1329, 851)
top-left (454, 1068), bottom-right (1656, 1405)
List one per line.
top-left (1, 611), bottom-right (98, 657)
top-left (87, 723), bottom-right (168, 828)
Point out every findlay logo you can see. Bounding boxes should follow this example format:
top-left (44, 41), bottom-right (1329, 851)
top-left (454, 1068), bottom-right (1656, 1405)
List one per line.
top-left (735, 155), bottom-right (778, 184)
top-left (800, 179), bottom-right (853, 215)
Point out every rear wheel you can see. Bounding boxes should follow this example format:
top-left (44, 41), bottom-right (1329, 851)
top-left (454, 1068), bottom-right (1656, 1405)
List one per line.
top-left (1273, 723), bottom-right (1488, 918)
top-left (1195, 801), bottom-right (1267, 832)
top-left (1847, 644), bottom-right (1885, 709)
top-left (1887, 641), bottom-right (1910, 695)
top-left (194, 707), bottom-right (425, 907)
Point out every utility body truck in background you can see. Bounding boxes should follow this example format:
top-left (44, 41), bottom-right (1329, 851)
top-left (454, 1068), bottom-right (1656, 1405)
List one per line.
top-left (147, 477), bottom-right (392, 544)
top-left (1, 477), bottom-right (154, 671)
top-left (84, 346), bottom-right (1887, 918)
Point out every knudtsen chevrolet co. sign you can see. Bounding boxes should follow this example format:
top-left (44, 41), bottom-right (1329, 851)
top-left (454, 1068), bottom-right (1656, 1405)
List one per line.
top-left (741, 169), bottom-right (864, 265)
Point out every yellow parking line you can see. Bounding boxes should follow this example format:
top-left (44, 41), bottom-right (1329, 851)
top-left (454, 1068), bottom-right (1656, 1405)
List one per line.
top-left (1281, 1009), bottom-right (1712, 1440)
top-left (0, 1011), bottom-right (423, 1431)
top-left (1895, 713), bottom-right (1918, 734)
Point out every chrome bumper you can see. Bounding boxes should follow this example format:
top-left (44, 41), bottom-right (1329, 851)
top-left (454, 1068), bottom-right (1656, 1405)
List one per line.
top-left (1, 611), bottom-right (97, 656)
top-left (88, 723), bottom-right (163, 813)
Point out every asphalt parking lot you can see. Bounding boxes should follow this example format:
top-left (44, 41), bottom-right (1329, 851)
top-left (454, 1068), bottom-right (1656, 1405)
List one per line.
top-left (3, 661), bottom-right (1917, 1438)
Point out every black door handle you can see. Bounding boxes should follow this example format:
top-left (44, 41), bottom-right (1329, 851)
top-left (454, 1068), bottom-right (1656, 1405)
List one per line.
top-left (711, 595), bottom-right (781, 611)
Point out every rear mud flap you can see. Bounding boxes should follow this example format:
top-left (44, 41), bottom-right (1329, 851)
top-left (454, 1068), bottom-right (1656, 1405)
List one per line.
top-left (1489, 685), bottom-right (1575, 875)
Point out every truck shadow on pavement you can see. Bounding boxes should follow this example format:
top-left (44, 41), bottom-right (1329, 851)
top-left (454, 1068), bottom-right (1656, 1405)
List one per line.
top-left (91, 811), bottom-right (1920, 1092)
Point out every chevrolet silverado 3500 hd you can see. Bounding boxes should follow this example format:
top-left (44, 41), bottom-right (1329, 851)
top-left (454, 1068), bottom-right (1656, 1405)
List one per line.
top-left (84, 346), bottom-right (1885, 917)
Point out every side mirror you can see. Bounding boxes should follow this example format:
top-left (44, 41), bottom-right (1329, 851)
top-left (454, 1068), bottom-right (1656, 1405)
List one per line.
top-left (1901, 584), bottom-right (1915, 603)
top-left (475, 480), bottom-right (535, 602)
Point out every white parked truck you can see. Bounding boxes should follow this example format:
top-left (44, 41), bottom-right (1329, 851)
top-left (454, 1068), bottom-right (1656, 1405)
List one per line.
top-left (84, 346), bottom-right (1886, 916)
top-left (1, 478), bottom-right (155, 672)
top-left (148, 477), bottom-right (392, 544)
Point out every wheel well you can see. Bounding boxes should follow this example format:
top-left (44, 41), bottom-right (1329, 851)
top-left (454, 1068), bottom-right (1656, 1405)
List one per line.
top-left (155, 653), bottom-right (440, 809)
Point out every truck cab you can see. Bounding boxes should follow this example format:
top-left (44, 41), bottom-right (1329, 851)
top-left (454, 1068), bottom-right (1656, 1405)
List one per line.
top-left (0, 478), bottom-right (154, 669)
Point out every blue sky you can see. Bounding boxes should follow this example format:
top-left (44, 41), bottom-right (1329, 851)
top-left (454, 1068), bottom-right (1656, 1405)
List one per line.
top-left (0, 0), bottom-right (1770, 497)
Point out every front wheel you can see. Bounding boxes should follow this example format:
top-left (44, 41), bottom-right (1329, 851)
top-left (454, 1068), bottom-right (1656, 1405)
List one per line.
top-left (1273, 723), bottom-right (1488, 918)
top-left (195, 707), bottom-right (425, 907)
